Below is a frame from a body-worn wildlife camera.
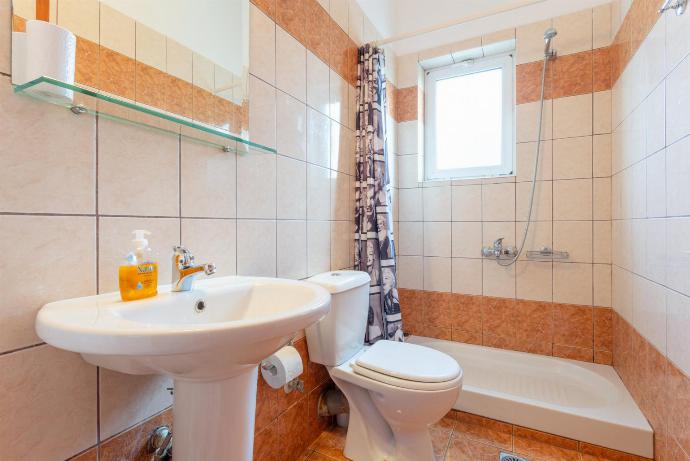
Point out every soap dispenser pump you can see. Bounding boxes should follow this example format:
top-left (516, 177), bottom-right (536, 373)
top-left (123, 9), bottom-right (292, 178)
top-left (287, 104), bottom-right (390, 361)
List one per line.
top-left (118, 230), bottom-right (158, 301)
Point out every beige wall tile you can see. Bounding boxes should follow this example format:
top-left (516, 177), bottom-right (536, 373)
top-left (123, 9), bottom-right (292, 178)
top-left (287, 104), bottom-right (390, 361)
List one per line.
top-left (193, 53), bottom-right (215, 92)
top-left (593, 91), bottom-right (612, 135)
top-left (516, 261), bottom-right (553, 302)
top-left (98, 119), bottom-right (179, 217)
top-left (398, 255), bottom-right (423, 289)
top-left (516, 141), bottom-right (553, 182)
top-left (397, 53), bottom-right (419, 89)
top-left (276, 27), bottom-right (306, 102)
top-left (553, 94), bottom-right (593, 139)
top-left (277, 91), bottom-right (307, 160)
top-left (307, 220), bottom-right (331, 277)
top-left (423, 185), bottom-right (452, 221)
top-left (593, 177), bottom-right (611, 220)
top-left (57, 0), bottom-right (99, 43)
top-left (330, 220), bottom-right (352, 270)
top-left (593, 3), bottom-right (612, 49)
top-left (516, 100), bottom-right (553, 142)
top-left (330, 170), bottom-right (351, 221)
top-left (516, 221), bottom-right (552, 261)
top-left (483, 258), bottom-right (515, 298)
top-left (593, 134), bottom-right (612, 177)
top-left (398, 187), bottom-right (423, 221)
top-left (553, 179), bottom-right (593, 220)
top-left (0, 215), bottom-right (96, 352)
top-left (348, 0), bottom-right (364, 45)
top-left (452, 257), bottom-right (483, 295)
top-left (593, 220), bottom-right (612, 264)
top-left (516, 20), bottom-right (552, 64)
top-left (0, 345), bottom-right (97, 460)
top-left (277, 220), bottom-right (307, 279)
top-left (516, 180), bottom-right (552, 222)
top-left (332, 123), bottom-right (355, 175)
top-left (553, 136), bottom-right (593, 180)
top-left (451, 185), bottom-right (482, 221)
top-left (307, 164), bottom-right (331, 220)
top-left (452, 222), bottom-right (482, 258)
top-left (98, 216), bottom-right (179, 293)
top-left (424, 222), bottom-right (451, 257)
top-left (482, 183), bottom-right (516, 222)
top-left (135, 23), bottom-right (166, 71)
top-left (237, 148), bottom-right (276, 219)
top-left (306, 108), bottom-right (330, 166)
top-left (180, 140), bottom-right (236, 219)
top-left (166, 39), bottom-right (193, 83)
top-left (236, 219), bottom-right (276, 277)
top-left (553, 9), bottom-right (593, 56)
top-left (100, 3), bottom-right (135, 58)
top-left (424, 257), bottom-right (451, 292)
top-left (99, 370), bottom-right (172, 440)
top-left (554, 262), bottom-right (593, 305)
top-left (307, 51), bottom-right (330, 116)
top-left (181, 218), bottom-right (236, 277)
top-left (398, 221), bottom-right (423, 256)
top-left (0, 78), bottom-right (96, 214)
top-left (554, 221), bottom-right (593, 263)
top-left (249, 4), bottom-right (275, 85)
top-left (329, 70), bottom-right (348, 125)
top-left (248, 75), bottom-right (277, 149)
top-left (593, 263), bottom-right (612, 307)
top-left (667, 290), bottom-right (690, 377)
top-left (277, 155), bottom-right (307, 219)
top-left (330, 0), bottom-right (348, 32)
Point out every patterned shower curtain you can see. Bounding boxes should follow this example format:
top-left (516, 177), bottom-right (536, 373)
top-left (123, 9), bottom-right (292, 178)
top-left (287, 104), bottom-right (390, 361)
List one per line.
top-left (354, 45), bottom-right (404, 344)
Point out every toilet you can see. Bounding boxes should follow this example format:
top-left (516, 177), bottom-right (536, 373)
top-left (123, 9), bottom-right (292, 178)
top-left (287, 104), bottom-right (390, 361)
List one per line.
top-left (305, 271), bottom-right (463, 461)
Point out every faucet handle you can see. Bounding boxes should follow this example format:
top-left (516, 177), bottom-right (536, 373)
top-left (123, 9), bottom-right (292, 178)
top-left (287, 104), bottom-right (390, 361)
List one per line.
top-left (493, 237), bottom-right (504, 250)
top-left (173, 246), bottom-right (195, 268)
top-left (204, 263), bottom-right (217, 276)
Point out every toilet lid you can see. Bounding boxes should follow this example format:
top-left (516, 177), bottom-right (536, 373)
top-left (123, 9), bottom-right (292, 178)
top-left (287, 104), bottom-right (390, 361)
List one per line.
top-left (354, 340), bottom-right (461, 383)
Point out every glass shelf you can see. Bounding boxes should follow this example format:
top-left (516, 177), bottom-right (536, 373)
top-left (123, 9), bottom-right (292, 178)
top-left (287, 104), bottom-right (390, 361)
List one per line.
top-left (13, 76), bottom-right (276, 155)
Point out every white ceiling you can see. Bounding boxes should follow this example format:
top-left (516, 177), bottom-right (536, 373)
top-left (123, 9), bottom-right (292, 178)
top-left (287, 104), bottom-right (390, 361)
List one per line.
top-left (357, 0), bottom-right (612, 55)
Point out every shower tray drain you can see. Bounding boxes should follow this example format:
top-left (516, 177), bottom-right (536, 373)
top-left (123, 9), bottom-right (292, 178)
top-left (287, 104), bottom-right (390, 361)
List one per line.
top-left (500, 453), bottom-right (529, 461)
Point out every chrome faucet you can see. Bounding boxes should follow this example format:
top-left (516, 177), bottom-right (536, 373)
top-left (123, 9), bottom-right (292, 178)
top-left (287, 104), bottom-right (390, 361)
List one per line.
top-left (481, 237), bottom-right (518, 260)
top-left (171, 246), bottom-right (216, 292)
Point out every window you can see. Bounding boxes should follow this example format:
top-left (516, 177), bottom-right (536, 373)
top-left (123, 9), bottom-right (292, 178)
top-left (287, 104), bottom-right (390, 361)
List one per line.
top-left (424, 54), bottom-right (514, 180)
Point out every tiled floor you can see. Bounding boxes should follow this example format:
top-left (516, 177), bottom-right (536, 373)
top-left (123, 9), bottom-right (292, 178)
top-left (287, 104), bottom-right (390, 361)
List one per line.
top-left (298, 410), bottom-right (653, 461)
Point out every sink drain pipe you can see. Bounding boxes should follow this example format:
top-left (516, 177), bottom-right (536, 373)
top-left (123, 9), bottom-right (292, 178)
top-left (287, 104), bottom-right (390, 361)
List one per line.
top-left (317, 388), bottom-right (350, 427)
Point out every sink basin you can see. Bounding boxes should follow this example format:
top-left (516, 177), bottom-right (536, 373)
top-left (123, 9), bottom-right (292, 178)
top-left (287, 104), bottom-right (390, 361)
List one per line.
top-left (36, 276), bottom-right (331, 460)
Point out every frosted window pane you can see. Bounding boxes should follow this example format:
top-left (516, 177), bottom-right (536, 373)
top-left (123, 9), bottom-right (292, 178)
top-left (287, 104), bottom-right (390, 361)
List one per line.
top-left (434, 68), bottom-right (503, 171)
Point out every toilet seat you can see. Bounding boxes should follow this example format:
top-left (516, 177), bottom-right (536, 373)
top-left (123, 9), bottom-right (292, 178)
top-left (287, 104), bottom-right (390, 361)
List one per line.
top-left (351, 340), bottom-right (462, 391)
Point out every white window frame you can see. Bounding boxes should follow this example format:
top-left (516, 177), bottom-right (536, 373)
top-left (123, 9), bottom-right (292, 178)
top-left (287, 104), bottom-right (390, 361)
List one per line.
top-left (424, 54), bottom-right (515, 181)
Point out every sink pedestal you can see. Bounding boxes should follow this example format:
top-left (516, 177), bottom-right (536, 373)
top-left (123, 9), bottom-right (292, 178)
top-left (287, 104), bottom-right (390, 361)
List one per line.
top-left (173, 367), bottom-right (259, 461)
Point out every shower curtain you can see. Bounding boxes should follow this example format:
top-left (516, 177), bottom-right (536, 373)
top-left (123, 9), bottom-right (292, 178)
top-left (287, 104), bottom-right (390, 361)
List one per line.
top-left (354, 45), bottom-right (404, 344)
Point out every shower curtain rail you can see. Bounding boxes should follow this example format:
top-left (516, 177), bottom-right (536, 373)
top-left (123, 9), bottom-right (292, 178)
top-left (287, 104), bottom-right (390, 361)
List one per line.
top-left (372, 0), bottom-right (548, 47)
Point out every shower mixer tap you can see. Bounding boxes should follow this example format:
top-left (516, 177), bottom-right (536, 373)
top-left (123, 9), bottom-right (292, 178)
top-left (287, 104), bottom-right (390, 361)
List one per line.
top-left (481, 238), bottom-right (518, 260)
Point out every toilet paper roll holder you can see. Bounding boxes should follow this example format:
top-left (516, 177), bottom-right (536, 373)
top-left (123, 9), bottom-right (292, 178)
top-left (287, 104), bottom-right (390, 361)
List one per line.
top-left (260, 338), bottom-right (305, 394)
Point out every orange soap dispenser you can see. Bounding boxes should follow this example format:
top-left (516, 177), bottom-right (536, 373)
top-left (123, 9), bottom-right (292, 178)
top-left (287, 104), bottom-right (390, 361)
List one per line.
top-left (118, 230), bottom-right (158, 301)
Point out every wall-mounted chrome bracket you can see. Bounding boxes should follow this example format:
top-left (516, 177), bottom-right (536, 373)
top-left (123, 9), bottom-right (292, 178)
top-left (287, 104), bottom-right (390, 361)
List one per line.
top-left (70, 104), bottom-right (87, 115)
top-left (659, 0), bottom-right (687, 15)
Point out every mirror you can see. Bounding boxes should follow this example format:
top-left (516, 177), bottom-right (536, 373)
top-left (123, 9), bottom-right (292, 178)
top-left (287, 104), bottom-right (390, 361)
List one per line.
top-left (11, 0), bottom-right (249, 136)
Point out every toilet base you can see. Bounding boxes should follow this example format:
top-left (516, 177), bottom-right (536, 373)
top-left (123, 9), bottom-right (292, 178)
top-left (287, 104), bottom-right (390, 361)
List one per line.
top-left (332, 375), bottom-right (437, 461)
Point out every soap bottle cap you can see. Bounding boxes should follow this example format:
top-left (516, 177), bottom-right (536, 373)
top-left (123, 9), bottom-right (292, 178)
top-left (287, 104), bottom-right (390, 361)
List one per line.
top-left (132, 230), bottom-right (151, 250)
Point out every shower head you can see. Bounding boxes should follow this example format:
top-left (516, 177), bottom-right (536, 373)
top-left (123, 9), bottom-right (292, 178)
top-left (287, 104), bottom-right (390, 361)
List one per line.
top-left (544, 27), bottom-right (558, 57)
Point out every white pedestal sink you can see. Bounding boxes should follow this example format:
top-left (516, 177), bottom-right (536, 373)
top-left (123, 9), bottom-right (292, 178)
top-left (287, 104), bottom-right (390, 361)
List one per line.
top-left (36, 276), bottom-right (331, 461)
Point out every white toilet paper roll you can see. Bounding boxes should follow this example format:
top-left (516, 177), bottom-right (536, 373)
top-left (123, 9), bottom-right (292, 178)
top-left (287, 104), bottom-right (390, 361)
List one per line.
top-left (25, 20), bottom-right (76, 101)
top-left (260, 346), bottom-right (303, 390)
